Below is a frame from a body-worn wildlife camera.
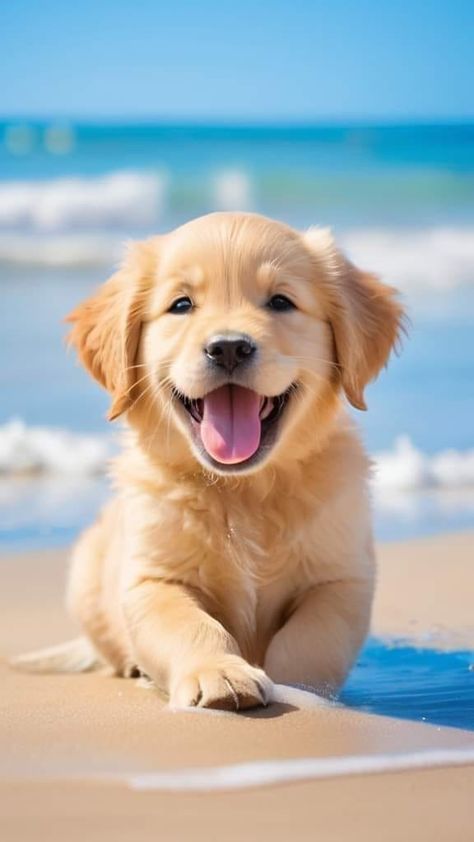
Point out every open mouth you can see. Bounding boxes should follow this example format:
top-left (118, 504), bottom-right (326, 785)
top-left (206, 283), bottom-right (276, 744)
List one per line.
top-left (173, 383), bottom-right (294, 471)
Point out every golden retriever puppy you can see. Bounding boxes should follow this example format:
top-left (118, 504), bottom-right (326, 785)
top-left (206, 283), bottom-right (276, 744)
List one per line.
top-left (14, 212), bottom-right (403, 711)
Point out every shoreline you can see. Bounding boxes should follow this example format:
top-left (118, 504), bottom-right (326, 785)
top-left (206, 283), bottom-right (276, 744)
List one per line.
top-left (1, 531), bottom-right (473, 840)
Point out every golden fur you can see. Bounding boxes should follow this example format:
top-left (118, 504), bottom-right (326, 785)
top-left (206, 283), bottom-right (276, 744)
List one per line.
top-left (15, 212), bottom-right (404, 710)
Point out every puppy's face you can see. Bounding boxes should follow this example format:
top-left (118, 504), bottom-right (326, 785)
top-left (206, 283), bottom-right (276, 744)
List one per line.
top-left (68, 213), bottom-right (404, 476)
top-left (140, 215), bottom-right (334, 474)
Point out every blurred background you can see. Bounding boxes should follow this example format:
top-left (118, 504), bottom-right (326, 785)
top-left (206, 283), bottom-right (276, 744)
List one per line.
top-left (1, 0), bottom-right (473, 550)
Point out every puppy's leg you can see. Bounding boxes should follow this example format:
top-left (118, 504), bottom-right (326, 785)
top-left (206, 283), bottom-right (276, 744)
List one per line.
top-left (124, 580), bottom-right (272, 710)
top-left (67, 520), bottom-right (134, 677)
top-left (264, 578), bottom-right (373, 696)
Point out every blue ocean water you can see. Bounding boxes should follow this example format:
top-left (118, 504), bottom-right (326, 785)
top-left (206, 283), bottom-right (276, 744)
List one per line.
top-left (1, 122), bottom-right (474, 228)
top-left (342, 638), bottom-right (474, 731)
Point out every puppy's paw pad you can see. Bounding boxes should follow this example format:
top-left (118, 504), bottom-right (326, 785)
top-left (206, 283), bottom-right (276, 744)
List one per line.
top-left (171, 658), bottom-right (272, 712)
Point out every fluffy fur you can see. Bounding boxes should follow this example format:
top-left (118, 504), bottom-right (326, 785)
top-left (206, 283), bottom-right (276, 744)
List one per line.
top-left (13, 212), bottom-right (404, 711)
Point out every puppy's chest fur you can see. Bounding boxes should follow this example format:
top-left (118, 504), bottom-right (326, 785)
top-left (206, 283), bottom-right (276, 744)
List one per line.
top-left (125, 470), bottom-right (347, 664)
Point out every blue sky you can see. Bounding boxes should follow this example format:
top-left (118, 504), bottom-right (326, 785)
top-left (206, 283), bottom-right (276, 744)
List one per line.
top-left (1, 0), bottom-right (473, 121)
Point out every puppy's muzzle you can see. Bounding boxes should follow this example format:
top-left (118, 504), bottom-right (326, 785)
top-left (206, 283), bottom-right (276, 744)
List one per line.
top-left (204, 333), bottom-right (256, 375)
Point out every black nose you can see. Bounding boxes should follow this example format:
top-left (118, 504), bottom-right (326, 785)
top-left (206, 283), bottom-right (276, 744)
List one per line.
top-left (204, 334), bottom-right (257, 373)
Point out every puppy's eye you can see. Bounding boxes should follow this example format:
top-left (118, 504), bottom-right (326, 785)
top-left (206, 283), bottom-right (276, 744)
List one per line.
top-left (168, 296), bottom-right (194, 314)
top-left (267, 294), bottom-right (296, 312)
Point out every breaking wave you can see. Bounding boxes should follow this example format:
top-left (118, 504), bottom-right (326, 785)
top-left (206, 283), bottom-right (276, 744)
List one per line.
top-left (212, 169), bottom-right (253, 211)
top-left (373, 436), bottom-right (474, 492)
top-left (0, 419), bottom-right (113, 475)
top-left (0, 170), bottom-right (166, 231)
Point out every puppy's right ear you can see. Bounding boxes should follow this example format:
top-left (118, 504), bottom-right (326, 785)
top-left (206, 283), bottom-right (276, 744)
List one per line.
top-left (66, 240), bottom-right (155, 420)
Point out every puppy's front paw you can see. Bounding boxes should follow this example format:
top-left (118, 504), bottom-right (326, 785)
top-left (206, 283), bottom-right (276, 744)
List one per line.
top-left (170, 655), bottom-right (272, 711)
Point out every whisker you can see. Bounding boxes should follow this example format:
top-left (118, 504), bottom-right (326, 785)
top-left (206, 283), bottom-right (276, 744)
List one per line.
top-left (120, 362), bottom-right (149, 373)
top-left (120, 370), bottom-right (153, 398)
top-left (288, 355), bottom-right (342, 372)
top-left (125, 377), bottom-right (159, 414)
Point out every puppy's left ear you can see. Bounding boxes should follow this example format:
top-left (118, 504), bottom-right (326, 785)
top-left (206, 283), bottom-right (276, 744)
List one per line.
top-left (304, 228), bottom-right (405, 410)
top-left (66, 240), bottom-right (155, 420)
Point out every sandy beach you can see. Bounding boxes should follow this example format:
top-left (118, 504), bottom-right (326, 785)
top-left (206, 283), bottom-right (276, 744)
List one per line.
top-left (1, 531), bottom-right (473, 841)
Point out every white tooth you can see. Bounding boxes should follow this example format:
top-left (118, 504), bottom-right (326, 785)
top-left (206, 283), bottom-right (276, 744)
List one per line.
top-left (260, 398), bottom-right (273, 420)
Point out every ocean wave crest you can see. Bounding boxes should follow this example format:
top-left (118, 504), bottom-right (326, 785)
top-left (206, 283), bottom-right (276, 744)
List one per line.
top-left (373, 436), bottom-right (474, 492)
top-left (213, 169), bottom-right (253, 211)
top-left (0, 419), bottom-right (113, 474)
top-left (0, 171), bottom-right (165, 231)
top-left (1, 421), bottom-right (473, 492)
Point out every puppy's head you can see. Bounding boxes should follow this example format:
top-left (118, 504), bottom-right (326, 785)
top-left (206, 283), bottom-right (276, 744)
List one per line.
top-left (68, 213), bottom-right (404, 475)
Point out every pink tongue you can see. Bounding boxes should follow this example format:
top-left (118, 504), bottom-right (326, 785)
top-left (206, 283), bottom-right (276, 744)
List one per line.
top-left (200, 385), bottom-right (262, 464)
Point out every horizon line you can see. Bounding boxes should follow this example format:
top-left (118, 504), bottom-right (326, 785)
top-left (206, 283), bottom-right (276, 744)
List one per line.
top-left (1, 115), bottom-right (473, 130)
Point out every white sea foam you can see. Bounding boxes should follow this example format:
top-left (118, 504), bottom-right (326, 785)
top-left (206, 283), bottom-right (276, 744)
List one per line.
top-left (0, 419), bottom-right (113, 475)
top-left (0, 421), bottom-right (473, 493)
top-left (341, 226), bottom-right (474, 292)
top-left (373, 436), bottom-right (474, 492)
top-left (165, 683), bottom-right (332, 715)
top-left (0, 171), bottom-right (165, 231)
top-left (213, 169), bottom-right (253, 210)
top-left (128, 747), bottom-right (474, 791)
